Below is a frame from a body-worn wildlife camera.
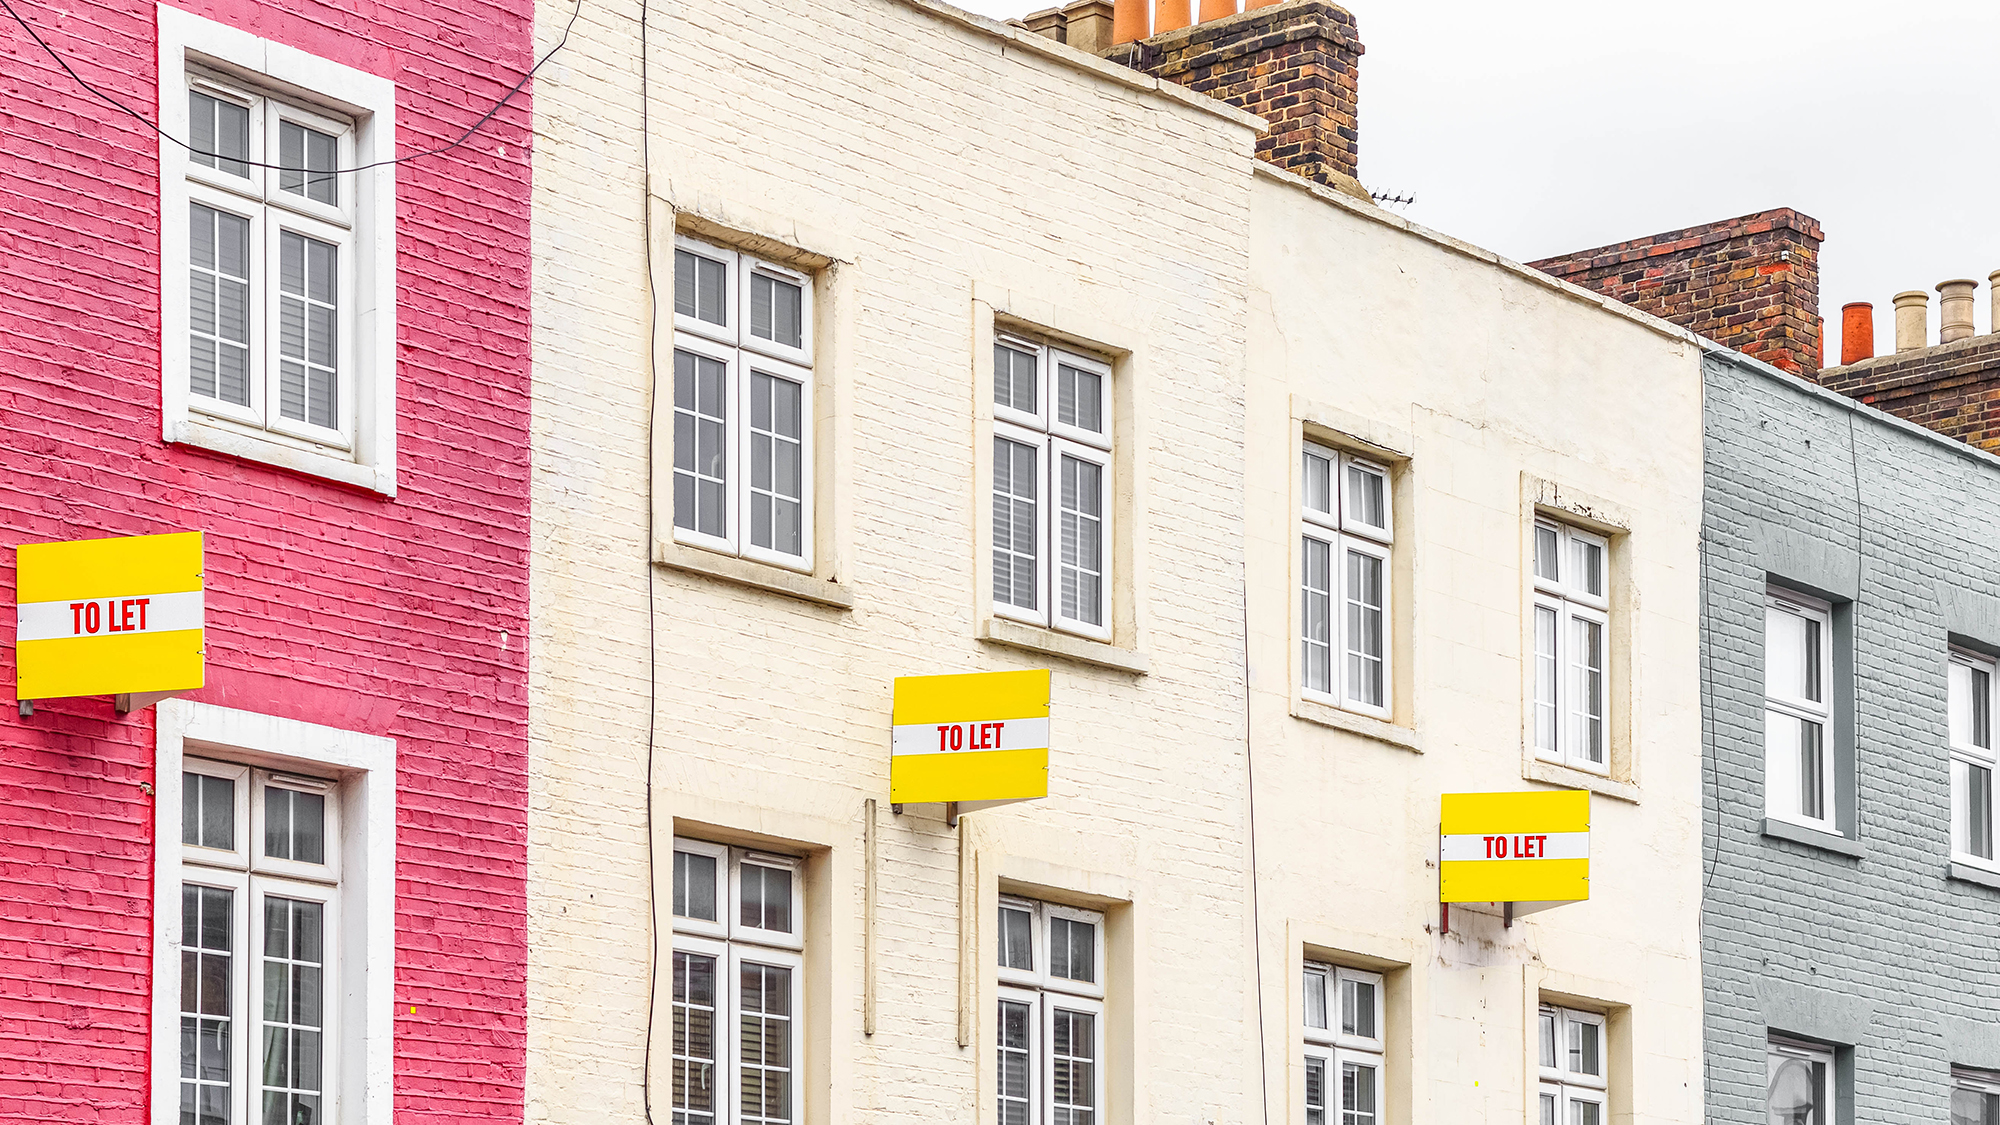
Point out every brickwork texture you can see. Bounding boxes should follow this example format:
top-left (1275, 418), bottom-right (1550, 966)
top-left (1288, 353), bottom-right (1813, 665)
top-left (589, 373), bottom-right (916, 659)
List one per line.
top-left (1818, 335), bottom-right (2000, 453)
top-left (1534, 209), bottom-right (1824, 376)
top-left (0, 0), bottom-right (535, 1117)
top-left (1702, 349), bottom-right (2000, 1122)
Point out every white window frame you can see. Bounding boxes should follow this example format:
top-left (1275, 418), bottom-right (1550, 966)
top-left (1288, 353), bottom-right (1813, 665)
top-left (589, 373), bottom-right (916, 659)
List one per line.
top-left (1538, 1004), bottom-right (1607, 1125)
top-left (158, 4), bottom-right (398, 495)
top-left (670, 838), bottom-right (807, 1125)
top-left (1303, 962), bottom-right (1384, 1125)
top-left (151, 699), bottom-right (396, 1125)
top-left (1766, 1037), bottom-right (1835, 1125)
top-left (1764, 590), bottom-right (1837, 832)
top-left (994, 897), bottom-right (1108, 1125)
top-left (1299, 443), bottom-right (1393, 720)
top-left (1950, 648), bottom-right (1999, 869)
top-left (1953, 1066), bottom-right (2000, 1125)
top-left (989, 336), bottom-right (1115, 643)
top-left (1531, 518), bottom-right (1610, 774)
top-left (671, 235), bottom-right (816, 571)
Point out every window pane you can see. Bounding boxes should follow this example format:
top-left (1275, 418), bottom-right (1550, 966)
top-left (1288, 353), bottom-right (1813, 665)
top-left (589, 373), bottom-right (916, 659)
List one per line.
top-left (1340, 976), bottom-right (1376, 1040)
top-left (1540, 1093), bottom-right (1557, 1125)
top-left (1303, 967), bottom-right (1329, 1030)
top-left (183, 772), bottom-right (235, 851)
top-left (1049, 916), bottom-right (1094, 984)
top-left (190, 203), bottom-right (252, 407)
top-left (278, 120), bottom-right (338, 205)
top-left (1345, 463), bottom-right (1386, 532)
top-left (1341, 1061), bottom-right (1376, 1125)
top-left (1978, 667), bottom-right (1994, 751)
top-left (1962, 762), bottom-right (1996, 861)
top-left (260, 898), bottom-right (324, 1125)
top-left (999, 906), bottom-right (1033, 971)
top-left (263, 787), bottom-right (325, 865)
top-left (1568, 617), bottom-right (1605, 765)
top-left (1766, 1052), bottom-right (1827, 1125)
top-left (188, 91), bottom-right (250, 178)
top-left (739, 962), bottom-right (793, 1125)
top-left (1302, 537), bottom-right (1333, 696)
top-left (673, 850), bottom-right (717, 922)
top-left (1766, 605), bottom-right (1824, 705)
top-left (995, 344), bottom-right (1037, 415)
top-left (675, 251), bottom-right (727, 325)
top-left (746, 372), bottom-right (805, 557)
top-left (1535, 607), bottom-right (1559, 754)
top-left (1798, 719), bottom-right (1826, 822)
top-left (277, 232), bottom-right (338, 430)
top-left (1538, 1011), bottom-right (1557, 1069)
top-left (1344, 550), bottom-right (1385, 709)
top-left (741, 864), bottom-right (793, 934)
top-left (1051, 1008), bottom-right (1096, 1125)
top-left (1059, 455), bottom-right (1104, 627)
top-left (1534, 525), bottom-right (1560, 583)
top-left (672, 951), bottom-right (719, 1125)
top-left (1569, 1099), bottom-right (1601, 1125)
top-left (1570, 537), bottom-right (1603, 598)
top-left (1305, 1057), bottom-right (1328, 1125)
top-left (180, 885), bottom-right (234, 1123)
top-left (1303, 449), bottom-right (1334, 516)
top-left (1056, 363), bottom-right (1102, 435)
top-left (1567, 1017), bottom-right (1600, 1077)
top-left (673, 350), bottom-right (729, 539)
top-left (749, 272), bottom-right (804, 350)
top-left (999, 999), bottom-right (1033, 1125)
top-left (993, 438), bottom-right (1039, 612)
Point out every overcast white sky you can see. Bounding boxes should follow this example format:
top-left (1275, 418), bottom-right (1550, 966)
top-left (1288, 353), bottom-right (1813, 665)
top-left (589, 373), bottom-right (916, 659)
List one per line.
top-left (958, 0), bottom-right (2000, 354)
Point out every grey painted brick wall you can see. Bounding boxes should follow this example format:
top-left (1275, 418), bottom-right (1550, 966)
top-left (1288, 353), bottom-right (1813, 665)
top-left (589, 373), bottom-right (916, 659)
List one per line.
top-left (1702, 349), bottom-right (2000, 1123)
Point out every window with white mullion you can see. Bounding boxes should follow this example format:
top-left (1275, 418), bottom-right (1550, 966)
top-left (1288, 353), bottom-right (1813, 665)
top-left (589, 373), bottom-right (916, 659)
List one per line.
top-left (1953, 1067), bottom-right (2000, 1125)
top-left (187, 189), bottom-right (263, 424)
top-left (1304, 964), bottom-right (1383, 1125)
top-left (670, 839), bottom-right (805, 1125)
top-left (991, 341), bottom-right (1112, 640)
top-left (1300, 444), bottom-right (1393, 718)
top-left (1764, 592), bottom-right (1835, 830)
top-left (1538, 1005), bottom-right (1606, 1125)
top-left (266, 212), bottom-right (351, 445)
top-left (1532, 520), bottom-right (1610, 773)
top-left (994, 898), bottom-right (1107, 1125)
top-left (670, 237), bottom-right (815, 570)
top-left (1951, 650), bottom-right (1998, 865)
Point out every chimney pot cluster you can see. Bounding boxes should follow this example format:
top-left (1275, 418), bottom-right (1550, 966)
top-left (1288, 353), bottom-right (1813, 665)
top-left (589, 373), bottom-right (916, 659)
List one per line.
top-left (1846, 275), bottom-right (2000, 360)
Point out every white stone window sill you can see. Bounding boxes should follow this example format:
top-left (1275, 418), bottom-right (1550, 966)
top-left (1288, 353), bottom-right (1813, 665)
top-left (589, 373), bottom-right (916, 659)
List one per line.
top-left (1761, 816), bottom-right (1864, 858)
top-left (1291, 697), bottom-right (1420, 753)
top-left (170, 416), bottom-right (394, 496)
top-left (1524, 758), bottom-right (1639, 804)
top-left (1949, 860), bottom-right (2000, 891)
top-left (654, 539), bottom-right (855, 610)
top-left (978, 617), bottom-right (1148, 675)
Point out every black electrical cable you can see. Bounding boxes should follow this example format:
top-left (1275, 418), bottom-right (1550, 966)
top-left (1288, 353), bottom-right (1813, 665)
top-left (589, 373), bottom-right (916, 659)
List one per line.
top-left (0, 0), bottom-right (581, 175)
top-left (639, 0), bottom-right (662, 1117)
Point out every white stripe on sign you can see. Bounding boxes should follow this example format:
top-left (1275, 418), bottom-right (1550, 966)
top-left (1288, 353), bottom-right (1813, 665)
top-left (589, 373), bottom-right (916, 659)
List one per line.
top-left (892, 717), bottom-right (1050, 757)
top-left (17, 591), bottom-right (205, 642)
top-left (1439, 831), bottom-right (1589, 862)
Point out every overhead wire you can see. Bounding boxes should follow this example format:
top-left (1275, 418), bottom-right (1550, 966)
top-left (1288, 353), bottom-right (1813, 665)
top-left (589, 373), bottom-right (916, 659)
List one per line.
top-left (0, 0), bottom-right (582, 175)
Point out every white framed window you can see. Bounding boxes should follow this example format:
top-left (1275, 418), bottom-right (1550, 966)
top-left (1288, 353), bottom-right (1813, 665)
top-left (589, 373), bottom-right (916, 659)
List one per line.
top-left (1765, 590), bottom-right (1836, 831)
top-left (1954, 1067), bottom-right (2000, 1125)
top-left (1951, 649), bottom-right (1998, 867)
top-left (1532, 519), bottom-right (1609, 772)
top-left (152, 700), bottom-right (395, 1125)
top-left (671, 838), bottom-right (805, 1125)
top-left (1537, 1004), bottom-right (1606, 1125)
top-left (158, 5), bottom-right (398, 495)
top-left (996, 897), bottom-right (1106, 1125)
top-left (1766, 1038), bottom-right (1834, 1125)
top-left (1303, 963), bottom-right (1383, 1125)
top-left (1300, 444), bottom-right (1392, 719)
top-left (991, 337), bottom-right (1115, 642)
top-left (672, 236), bottom-right (816, 572)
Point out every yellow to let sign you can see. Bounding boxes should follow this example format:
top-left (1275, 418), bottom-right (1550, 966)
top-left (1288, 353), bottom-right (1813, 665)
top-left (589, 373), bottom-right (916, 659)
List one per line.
top-left (890, 670), bottom-right (1049, 805)
top-left (1438, 789), bottom-right (1590, 904)
top-left (15, 532), bottom-right (205, 701)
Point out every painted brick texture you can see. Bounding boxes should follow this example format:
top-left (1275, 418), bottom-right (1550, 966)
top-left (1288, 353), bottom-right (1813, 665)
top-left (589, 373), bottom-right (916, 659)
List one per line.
top-left (1818, 335), bottom-right (2000, 452)
top-left (0, 0), bottom-right (533, 1119)
top-left (1108, 0), bottom-right (1364, 190)
top-left (1533, 209), bottom-right (1824, 376)
top-left (1702, 350), bottom-right (2000, 1120)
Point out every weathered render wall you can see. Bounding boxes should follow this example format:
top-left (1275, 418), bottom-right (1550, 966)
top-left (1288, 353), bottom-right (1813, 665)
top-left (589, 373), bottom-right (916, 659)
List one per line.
top-left (1246, 167), bottom-right (1708, 1124)
top-left (1701, 349), bottom-right (2000, 1122)
top-left (527, 0), bottom-right (1261, 1120)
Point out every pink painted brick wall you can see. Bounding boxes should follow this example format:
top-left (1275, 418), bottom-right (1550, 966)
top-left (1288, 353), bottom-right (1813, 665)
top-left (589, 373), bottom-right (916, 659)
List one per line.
top-left (0, 0), bottom-right (533, 1117)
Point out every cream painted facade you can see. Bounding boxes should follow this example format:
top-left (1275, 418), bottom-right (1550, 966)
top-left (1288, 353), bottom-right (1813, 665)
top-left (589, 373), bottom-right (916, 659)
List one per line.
top-left (527, 1), bottom-right (1706, 1124)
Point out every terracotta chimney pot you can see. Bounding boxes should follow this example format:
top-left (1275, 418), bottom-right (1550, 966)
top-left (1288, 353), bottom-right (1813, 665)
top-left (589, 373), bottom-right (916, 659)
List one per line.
top-left (1840, 303), bottom-right (1874, 365)
top-left (1893, 290), bottom-right (1929, 352)
top-left (1198, 0), bottom-right (1236, 19)
top-left (1938, 279), bottom-right (1978, 343)
top-left (1111, 0), bottom-right (1147, 43)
